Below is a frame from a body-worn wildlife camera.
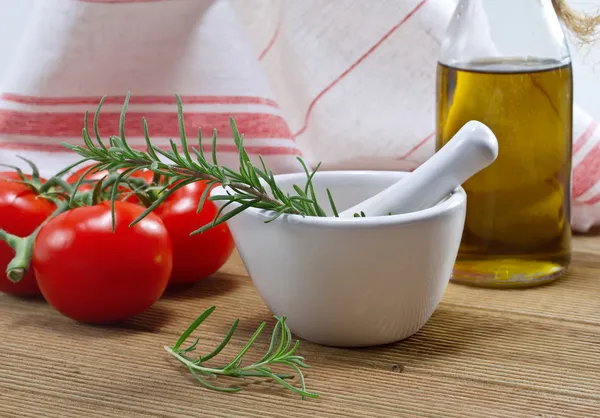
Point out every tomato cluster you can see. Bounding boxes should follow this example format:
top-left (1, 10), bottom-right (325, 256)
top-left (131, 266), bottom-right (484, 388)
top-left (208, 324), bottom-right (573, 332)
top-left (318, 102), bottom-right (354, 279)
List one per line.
top-left (0, 166), bottom-right (235, 324)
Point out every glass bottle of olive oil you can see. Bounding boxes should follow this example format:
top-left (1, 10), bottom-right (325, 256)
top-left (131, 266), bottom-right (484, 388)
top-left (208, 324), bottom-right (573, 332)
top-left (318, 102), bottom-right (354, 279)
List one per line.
top-left (436, 0), bottom-right (573, 288)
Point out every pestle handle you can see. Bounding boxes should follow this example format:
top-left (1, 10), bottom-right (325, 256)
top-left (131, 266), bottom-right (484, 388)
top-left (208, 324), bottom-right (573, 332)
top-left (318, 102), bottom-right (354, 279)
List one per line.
top-left (339, 121), bottom-right (498, 217)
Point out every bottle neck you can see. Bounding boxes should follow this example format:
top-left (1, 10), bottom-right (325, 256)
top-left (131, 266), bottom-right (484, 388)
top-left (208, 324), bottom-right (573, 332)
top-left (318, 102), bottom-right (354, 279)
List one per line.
top-left (440, 0), bottom-right (570, 69)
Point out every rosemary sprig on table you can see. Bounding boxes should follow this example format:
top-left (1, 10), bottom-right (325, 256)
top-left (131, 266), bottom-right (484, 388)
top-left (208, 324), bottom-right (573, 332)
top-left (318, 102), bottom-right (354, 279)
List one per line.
top-left (166, 306), bottom-right (319, 399)
top-left (62, 92), bottom-right (341, 233)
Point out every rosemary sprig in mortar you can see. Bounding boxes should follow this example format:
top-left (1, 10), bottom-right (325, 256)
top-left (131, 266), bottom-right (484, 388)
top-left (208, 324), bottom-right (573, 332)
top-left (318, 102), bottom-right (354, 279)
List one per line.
top-left (166, 306), bottom-right (318, 399)
top-left (62, 92), bottom-right (341, 234)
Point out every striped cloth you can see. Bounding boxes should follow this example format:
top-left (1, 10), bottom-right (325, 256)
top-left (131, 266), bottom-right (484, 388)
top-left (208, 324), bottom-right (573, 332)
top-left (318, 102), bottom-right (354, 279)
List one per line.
top-left (0, 0), bottom-right (598, 232)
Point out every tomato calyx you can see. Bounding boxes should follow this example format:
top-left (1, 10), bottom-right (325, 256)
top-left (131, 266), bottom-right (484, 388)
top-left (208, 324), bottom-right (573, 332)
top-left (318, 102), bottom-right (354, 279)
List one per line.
top-left (1, 158), bottom-right (79, 205)
top-left (66, 162), bottom-right (161, 208)
top-left (0, 157), bottom-right (46, 193)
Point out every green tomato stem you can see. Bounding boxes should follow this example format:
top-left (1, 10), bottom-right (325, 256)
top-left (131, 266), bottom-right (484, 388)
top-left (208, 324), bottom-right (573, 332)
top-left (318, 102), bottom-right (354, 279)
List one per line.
top-left (38, 177), bottom-right (75, 195)
top-left (0, 200), bottom-right (71, 283)
top-left (5, 234), bottom-right (35, 283)
top-left (0, 229), bottom-right (19, 249)
top-left (0, 228), bottom-right (33, 283)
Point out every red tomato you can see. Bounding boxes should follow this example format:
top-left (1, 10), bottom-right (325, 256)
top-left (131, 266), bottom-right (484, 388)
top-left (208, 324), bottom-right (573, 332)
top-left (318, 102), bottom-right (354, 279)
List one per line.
top-left (0, 173), bottom-right (55, 296)
top-left (0, 172), bottom-right (33, 181)
top-left (154, 181), bottom-right (235, 285)
top-left (32, 201), bottom-right (173, 323)
top-left (67, 165), bottom-right (154, 204)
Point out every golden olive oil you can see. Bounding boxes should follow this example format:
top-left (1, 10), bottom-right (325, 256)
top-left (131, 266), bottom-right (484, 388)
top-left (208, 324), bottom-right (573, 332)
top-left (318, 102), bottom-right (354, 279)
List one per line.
top-left (436, 59), bottom-right (573, 288)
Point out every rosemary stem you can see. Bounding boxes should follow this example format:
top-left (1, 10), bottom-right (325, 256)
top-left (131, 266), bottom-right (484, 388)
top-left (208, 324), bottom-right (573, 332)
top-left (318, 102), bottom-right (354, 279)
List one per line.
top-left (165, 347), bottom-right (294, 379)
top-left (117, 160), bottom-right (295, 212)
top-left (169, 167), bottom-right (285, 208)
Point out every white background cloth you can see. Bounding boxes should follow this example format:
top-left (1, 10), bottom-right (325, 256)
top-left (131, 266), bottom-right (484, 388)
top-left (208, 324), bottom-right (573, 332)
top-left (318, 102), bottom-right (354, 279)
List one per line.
top-left (0, 0), bottom-right (599, 231)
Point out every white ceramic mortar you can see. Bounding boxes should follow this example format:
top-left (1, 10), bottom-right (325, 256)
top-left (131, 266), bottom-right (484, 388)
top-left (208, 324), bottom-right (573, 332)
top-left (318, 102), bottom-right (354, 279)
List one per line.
top-left (210, 170), bottom-right (466, 347)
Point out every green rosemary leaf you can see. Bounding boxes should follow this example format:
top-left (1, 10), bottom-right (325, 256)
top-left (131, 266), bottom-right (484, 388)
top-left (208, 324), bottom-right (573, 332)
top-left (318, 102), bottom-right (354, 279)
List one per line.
top-left (119, 91), bottom-right (131, 143)
top-left (196, 181), bottom-right (216, 214)
top-left (150, 168), bottom-right (174, 178)
top-left (285, 340), bottom-right (301, 357)
top-left (220, 166), bottom-right (246, 183)
top-left (169, 138), bottom-right (186, 166)
top-left (272, 316), bottom-right (288, 359)
top-left (288, 195), bottom-right (318, 204)
top-left (292, 185), bottom-right (308, 199)
top-left (270, 182), bottom-right (290, 207)
top-left (255, 368), bottom-right (318, 399)
top-left (129, 178), bottom-right (197, 227)
top-left (108, 167), bottom-right (141, 231)
top-left (206, 194), bottom-right (239, 202)
top-left (236, 141), bottom-right (250, 184)
top-left (191, 197), bottom-right (260, 235)
top-left (327, 188), bottom-right (339, 217)
top-left (199, 319), bottom-right (239, 363)
top-left (245, 160), bottom-right (264, 192)
top-left (93, 95), bottom-right (108, 151)
top-left (173, 306), bottom-right (216, 350)
top-left (189, 368), bottom-right (243, 393)
top-left (191, 147), bottom-right (206, 169)
top-left (91, 174), bottom-right (106, 206)
top-left (295, 158), bottom-right (325, 216)
top-left (209, 197), bottom-right (238, 225)
top-left (256, 319), bottom-right (282, 364)
top-left (142, 118), bottom-right (160, 161)
top-left (174, 94), bottom-right (194, 165)
top-left (297, 158), bottom-right (315, 195)
top-left (69, 163), bottom-right (101, 204)
top-left (109, 174), bottom-right (121, 232)
top-left (82, 111), bottom-right (95, 150)
top-left (211, 129), bottom-right (219, 171)
top-left (193, 128), bottom-right (210, 171)
top-left (282, 318), bottom-right (293, 352)
top-left (263, 207), bottom-right (291, 223)
top-left (230, 116), bottom-right (243, 148)
top-left (290, 189), bottom-right (315, 217)
top-left (223, 322), bottom-right (267, 372)
top-left (180, 337), bottom-right (200, 354)
top-left (281, 361), bottom-right (307, 394)
top-left (257, 155), bottom-right (270, 181)
top-left (284, 356), bottom-right (310, 369)
top-left (150, 143), bottom-right (183, 166)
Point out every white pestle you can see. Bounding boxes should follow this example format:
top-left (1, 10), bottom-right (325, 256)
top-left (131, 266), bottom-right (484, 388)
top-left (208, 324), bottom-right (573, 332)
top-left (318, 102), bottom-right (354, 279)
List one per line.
top-left (339, 120), bottom-right (498, 218)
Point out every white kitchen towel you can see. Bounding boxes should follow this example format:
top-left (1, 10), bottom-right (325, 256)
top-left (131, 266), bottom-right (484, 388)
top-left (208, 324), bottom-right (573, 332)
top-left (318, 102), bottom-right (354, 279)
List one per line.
top-left (0, 0), bottom-right (598, 232)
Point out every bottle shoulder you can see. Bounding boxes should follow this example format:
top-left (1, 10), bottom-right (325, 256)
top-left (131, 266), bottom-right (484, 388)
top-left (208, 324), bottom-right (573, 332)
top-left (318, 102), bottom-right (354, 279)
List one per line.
top-left (440, 0), bottom-right (571, 66)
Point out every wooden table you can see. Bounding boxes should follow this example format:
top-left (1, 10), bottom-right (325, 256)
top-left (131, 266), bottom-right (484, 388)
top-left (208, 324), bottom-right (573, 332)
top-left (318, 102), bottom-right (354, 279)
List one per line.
top-left (2, 235), bottom-right (600, 418)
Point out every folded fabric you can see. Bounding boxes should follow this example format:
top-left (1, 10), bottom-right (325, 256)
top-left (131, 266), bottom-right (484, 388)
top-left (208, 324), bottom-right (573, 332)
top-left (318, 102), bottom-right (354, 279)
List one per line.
top-left (0, 0), bottom-right (598, 231)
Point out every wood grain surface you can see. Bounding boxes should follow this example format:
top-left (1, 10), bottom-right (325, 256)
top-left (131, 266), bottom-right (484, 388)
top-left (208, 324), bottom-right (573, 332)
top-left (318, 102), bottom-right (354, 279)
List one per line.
top-left (1, 236), bottom-right (600, 418)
